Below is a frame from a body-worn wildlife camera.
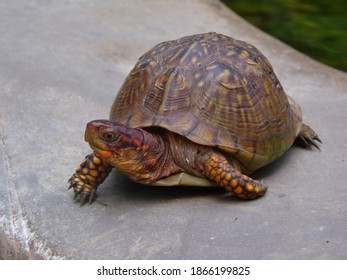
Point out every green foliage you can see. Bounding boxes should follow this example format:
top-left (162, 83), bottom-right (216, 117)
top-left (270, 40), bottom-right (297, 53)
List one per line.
top-left (222, 0), bottom-right (347, 72)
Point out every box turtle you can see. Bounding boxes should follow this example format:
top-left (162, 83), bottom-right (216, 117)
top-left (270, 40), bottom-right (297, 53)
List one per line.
top-left (68, 32), bottom-right (321, 205)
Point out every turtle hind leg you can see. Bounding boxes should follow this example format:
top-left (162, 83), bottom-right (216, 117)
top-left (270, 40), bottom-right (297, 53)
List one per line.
top-left (296, 124), bottom-right (322, 150)
top-left (203, 153), bottom-right (268, 199)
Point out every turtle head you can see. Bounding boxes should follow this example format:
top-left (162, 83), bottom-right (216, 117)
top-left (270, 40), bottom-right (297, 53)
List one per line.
top-left (85, 120), bottom-right (145, 163)
top-left (84, 119), bottom-right (177, 183)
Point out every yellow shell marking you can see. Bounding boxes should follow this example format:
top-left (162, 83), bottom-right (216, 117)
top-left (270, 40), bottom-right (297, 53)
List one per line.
top-left (226, 51), bottom-right (234, 56)
top-left (241, 50), bottom-right (250, 58)
top-left (157, 70), bottom-right (185, 114)
top-left (191, 56), bottom-right (198, 65)
top-left (217, 69), bottom-right (231, 81)
top-left (197, 81), bottom-right (205, 88)
top-left (237, 93), bottom-right (243, 104)
top-left (240, 108), bottom-right (247, 124)
top-left (176, 73), bottom-right (183, 86)
top-left (179, 41), bottom-right (198, 65)
top-left (158, 73), bottom-right (175, 114)
top-left (206, 64), bottom-right (218, 71)
top-left (194, 72), bottom-right (201, 79)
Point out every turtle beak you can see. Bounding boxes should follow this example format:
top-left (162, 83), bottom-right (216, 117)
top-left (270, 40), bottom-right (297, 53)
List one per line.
top-left (84, 120), bottom-right (115, 159)
top-left (85, 122), bottom-right (99, 143)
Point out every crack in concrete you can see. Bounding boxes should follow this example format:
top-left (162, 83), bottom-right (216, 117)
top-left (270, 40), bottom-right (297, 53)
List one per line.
top-left (0, 104), bottom-right (63, 259)
top-left (0, 116), bottom-right (33, 258)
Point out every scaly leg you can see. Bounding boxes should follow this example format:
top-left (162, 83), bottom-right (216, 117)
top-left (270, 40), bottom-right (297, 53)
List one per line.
top-left (68, 152), bottom-right (112, 206)
top-left (204, 154), bottom-right (267, 199)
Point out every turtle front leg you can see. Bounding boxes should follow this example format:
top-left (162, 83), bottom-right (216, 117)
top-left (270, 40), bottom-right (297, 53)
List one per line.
top-left (203, 154), bottom-right (268, 199)
top-left (68, 152), bottom-right (112, 206)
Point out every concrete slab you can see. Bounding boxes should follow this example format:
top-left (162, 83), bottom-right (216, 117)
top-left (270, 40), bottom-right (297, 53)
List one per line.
top-left (1, 0), bottom-right (346, 259)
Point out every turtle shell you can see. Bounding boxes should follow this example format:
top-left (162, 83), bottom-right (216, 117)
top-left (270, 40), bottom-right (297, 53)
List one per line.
top-left (110, 32), bottom-right (301, 172)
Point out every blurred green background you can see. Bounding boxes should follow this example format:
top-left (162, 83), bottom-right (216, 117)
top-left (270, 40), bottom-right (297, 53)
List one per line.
top-left (221, 0), bottom-right (347, 72)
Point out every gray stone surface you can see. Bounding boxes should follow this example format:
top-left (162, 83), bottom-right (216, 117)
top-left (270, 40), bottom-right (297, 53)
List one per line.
top-left (1, 0), bottom-right (346, 259)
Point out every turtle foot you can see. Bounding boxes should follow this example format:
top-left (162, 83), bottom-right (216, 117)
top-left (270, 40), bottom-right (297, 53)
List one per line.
top-left (296, 124), bottom-right (322, 150)
top-left (68, 152), bottom-right (112, 206)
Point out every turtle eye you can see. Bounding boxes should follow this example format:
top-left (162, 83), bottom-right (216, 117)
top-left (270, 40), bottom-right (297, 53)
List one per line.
top-left (102, 131), bottom-right (117, 142)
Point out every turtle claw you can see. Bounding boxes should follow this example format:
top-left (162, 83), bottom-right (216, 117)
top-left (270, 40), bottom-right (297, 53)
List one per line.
top-left (297, 124), bottom-right (322, 150)
top-left (79, 193), bottom-right (89, 207)
top-left (80, 190), bottom-right (96, 206)
top-left (303, 135), bottom-right (322, 150)
top-left (73, 191), bottom-right (79, 200)
top-left (299, 134), bottom-right (322, 150)
top-left (68, 177), bottom-right (96, 205)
